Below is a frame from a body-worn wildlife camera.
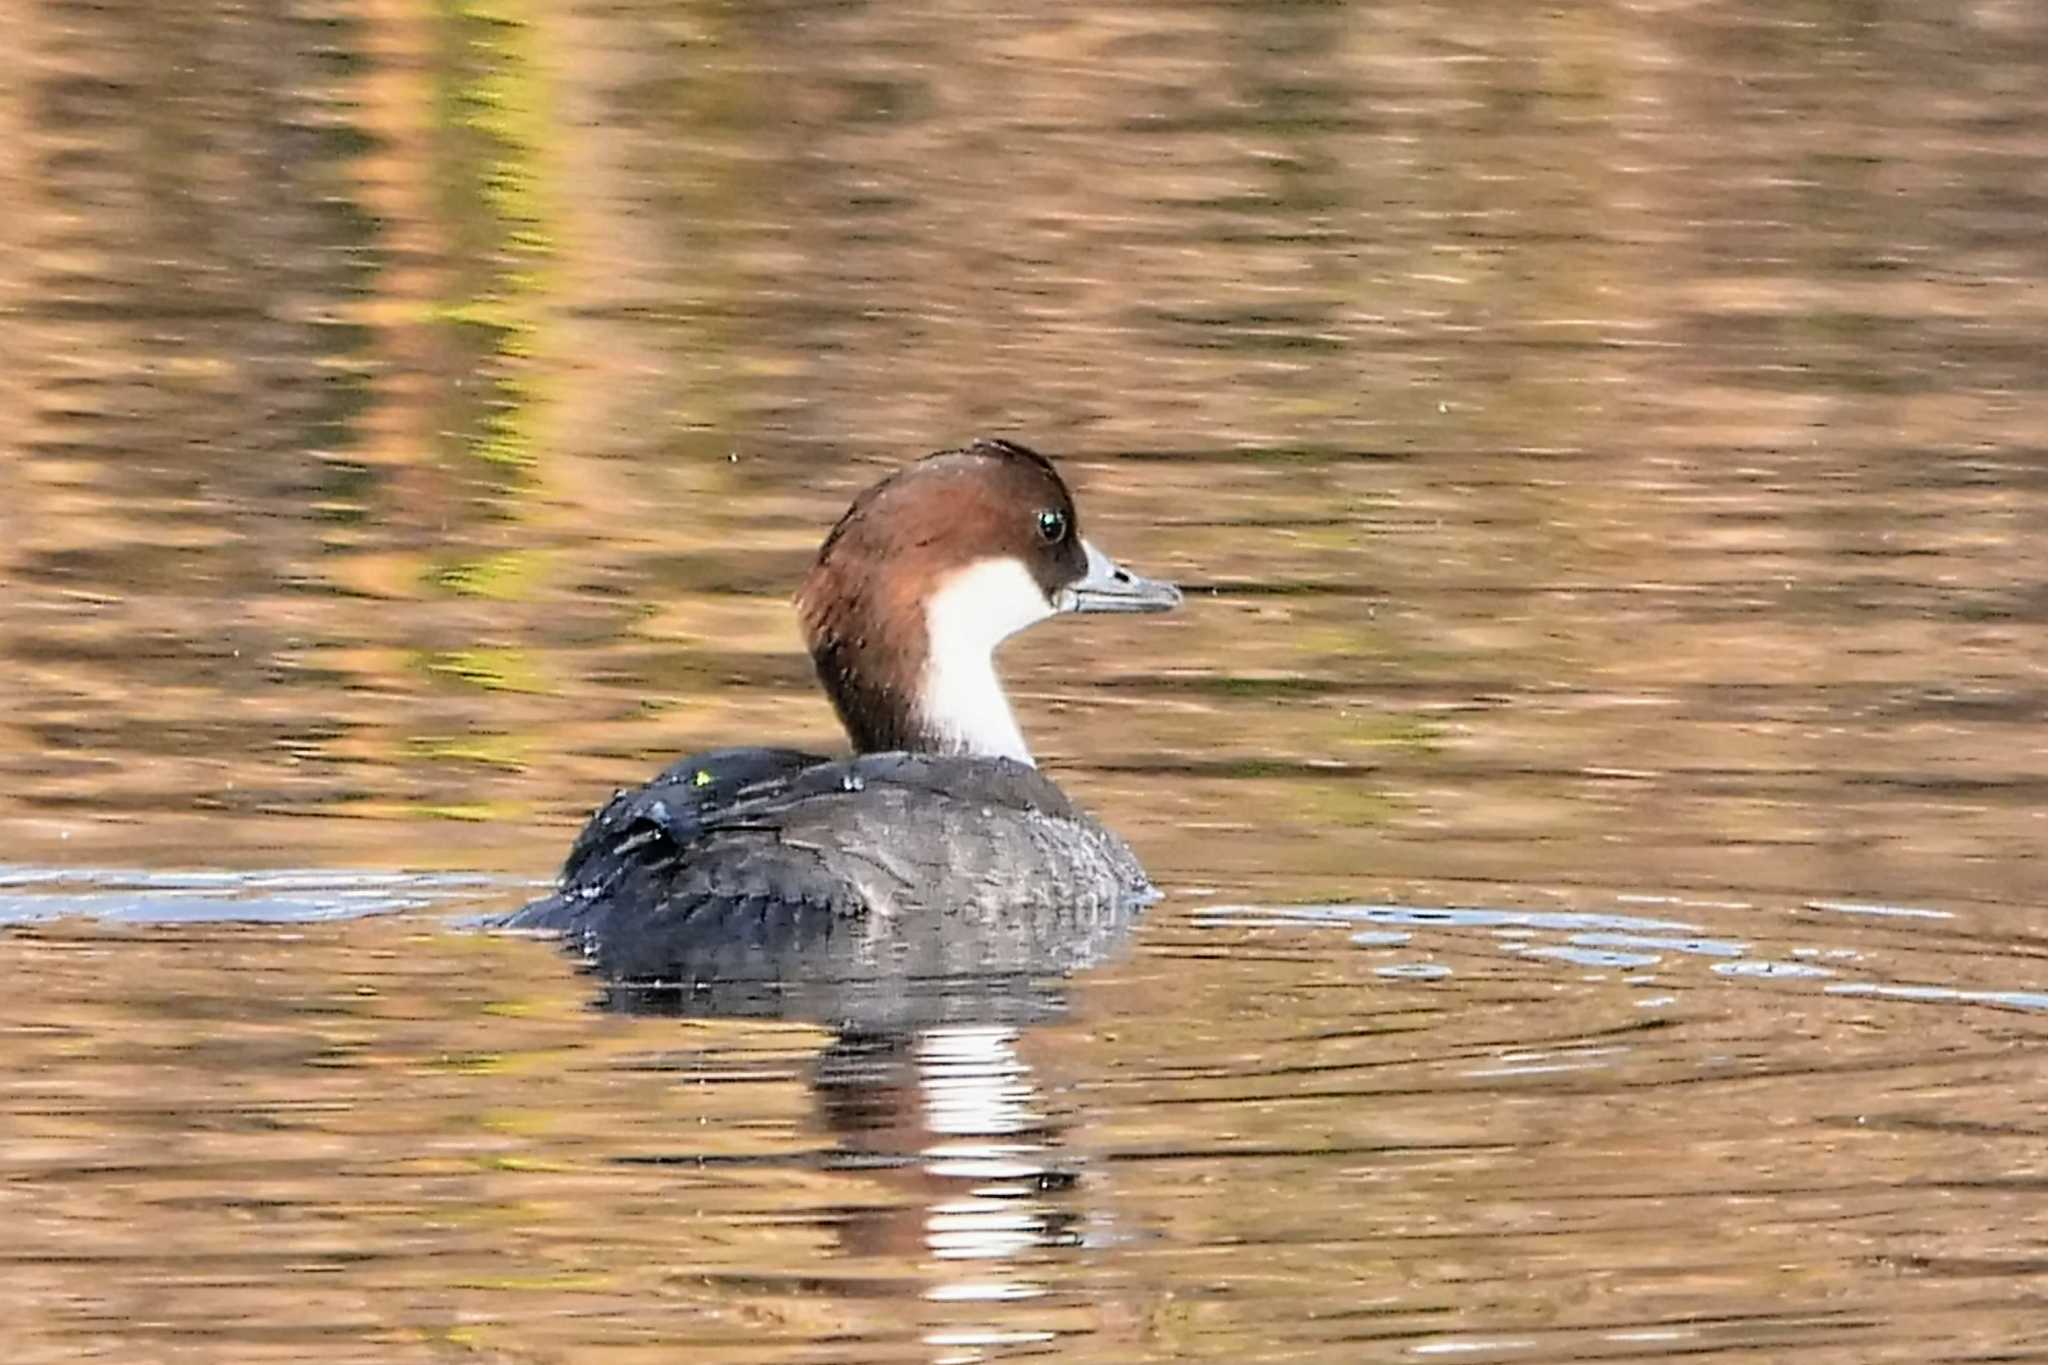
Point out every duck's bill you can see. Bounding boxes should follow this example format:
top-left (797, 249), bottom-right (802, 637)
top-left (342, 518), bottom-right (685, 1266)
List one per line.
top-left (1059, 539), bottom-right (1183, 614)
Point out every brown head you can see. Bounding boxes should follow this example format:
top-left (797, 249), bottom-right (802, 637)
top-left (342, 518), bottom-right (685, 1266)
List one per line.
top-left (795, 438), bottom-right (1180, 763)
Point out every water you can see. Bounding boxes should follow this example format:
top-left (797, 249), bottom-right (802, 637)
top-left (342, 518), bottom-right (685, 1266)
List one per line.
top-left (4, 0), bottom-right (2047, 1359)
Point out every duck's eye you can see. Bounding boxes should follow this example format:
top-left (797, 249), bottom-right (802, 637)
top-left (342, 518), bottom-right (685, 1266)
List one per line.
top-left (1036, 508), bottom-right (1068, 543)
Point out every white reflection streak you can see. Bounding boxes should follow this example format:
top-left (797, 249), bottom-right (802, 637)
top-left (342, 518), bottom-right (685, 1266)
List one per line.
top-left (914, 1027), bottom-right (1063, 1355)
top-left (919, 1028), bottom-right (1034, 1129)
top-left (918, 1026), bottom-right (1052, 1258)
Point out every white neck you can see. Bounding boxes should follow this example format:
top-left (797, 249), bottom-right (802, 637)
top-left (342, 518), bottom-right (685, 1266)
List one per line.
top-left (918, 557), bottom-right (1055, 765)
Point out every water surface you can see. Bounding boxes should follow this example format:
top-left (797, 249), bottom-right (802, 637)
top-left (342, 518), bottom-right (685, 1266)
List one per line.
top-left (3, 1), bottom-right (2046, 1360)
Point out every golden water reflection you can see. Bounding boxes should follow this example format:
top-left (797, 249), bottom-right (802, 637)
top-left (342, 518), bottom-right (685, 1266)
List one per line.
top-left (2, 0), bottom-right (2046, 1359)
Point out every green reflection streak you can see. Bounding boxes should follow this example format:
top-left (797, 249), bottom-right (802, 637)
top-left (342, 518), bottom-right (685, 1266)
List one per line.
top-left (420, 647), bottom-right (549, 694)
top-left (434, 0), bottom-right (554, 471)
top-left (407, 733), bottom-right (532, 771)
top-left (429, 548), bottom-right (549, 599)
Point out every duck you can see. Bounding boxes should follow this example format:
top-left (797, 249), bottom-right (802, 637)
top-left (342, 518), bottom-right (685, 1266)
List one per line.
top-left (504, 438), bottom-right (1181, 981)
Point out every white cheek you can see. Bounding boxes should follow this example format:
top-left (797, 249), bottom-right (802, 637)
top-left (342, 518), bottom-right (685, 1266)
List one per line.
top-left (919, 557), bottom-right (1054, 763)
top-left (927, 557), bottom-right (1056, 654)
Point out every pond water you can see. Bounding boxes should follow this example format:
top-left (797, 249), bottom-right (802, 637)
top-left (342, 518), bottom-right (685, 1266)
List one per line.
top-left (4, 1), bottom-right (2047, 1361)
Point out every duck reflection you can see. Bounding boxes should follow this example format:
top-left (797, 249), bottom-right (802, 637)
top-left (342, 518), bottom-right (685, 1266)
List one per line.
top-left (567, 889), bottom-right (1142, 1346)
top-left (811, 1027), bottom-right (1088, 1269)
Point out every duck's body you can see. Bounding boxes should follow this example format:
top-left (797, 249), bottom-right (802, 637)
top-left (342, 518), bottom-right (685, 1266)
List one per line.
top-left (509, 747), bottom-right (1154, 981)
top-left (506, 440), bottom-right (1179, 980)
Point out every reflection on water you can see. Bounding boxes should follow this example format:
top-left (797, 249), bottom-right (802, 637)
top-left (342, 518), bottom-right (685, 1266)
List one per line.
top-left (586, 882), bottom-right (1141, 1032)
top-left (564, 837), bottom-right (1147, 1350)
top-left (11, 883), bottom-right (2047, 1361)
top-left (0, 865), bottom-right (526, 924)
top-left (4, 0), bottom-right (2048, 1359)
top-left (1206, 895), bottom-right (2048, 1017)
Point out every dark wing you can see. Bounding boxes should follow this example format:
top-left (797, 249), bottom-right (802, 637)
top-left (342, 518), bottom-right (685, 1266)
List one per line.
top-left (503, 746), bottom-right (824, 932)
top-left (534, 826), bottom-right (867, 983)
top-left (559, 746), bottom-right (826, 886)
